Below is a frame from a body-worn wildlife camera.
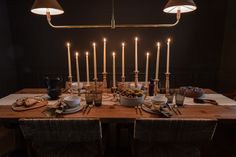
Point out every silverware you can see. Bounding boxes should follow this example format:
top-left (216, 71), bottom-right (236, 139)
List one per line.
top-left (173, 105), bottom-right (182, 115)
top-left (86, 104), bottom-right (94, 115)
top-left (138, 105), bottom-right (143, 115)
top-left (82, 104), bottom-right (89, 115)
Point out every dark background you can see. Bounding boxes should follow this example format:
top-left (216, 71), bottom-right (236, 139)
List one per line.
top-left (0, 0), bottom-right (236, 97)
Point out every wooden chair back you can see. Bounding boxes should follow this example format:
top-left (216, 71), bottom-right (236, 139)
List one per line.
top-left (19, 118), bottom-right (102, 143)
top-left (134, 118), bottom-right (217, 144)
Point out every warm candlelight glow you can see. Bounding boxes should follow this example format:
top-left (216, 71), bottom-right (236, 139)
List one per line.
top-left (147, 52), bottom-right (150, 56)
top-left (103, 38), bottom-right (107, 42)
top-left (93, 42), bottom-right (96, 46)
top-left (75, 52), bottom-right (78, 57)
top-left (113, 52), bottom-right (115, 56)
top-left (67, 42), bottom-right (70, 47)
top-left (86, 52), bottom-right (89, 56)
top-left (122, 42), bottom-right (125, 47)
top-left (157, 42), bottom-right (161, 47)
top-left (167, 38), bottom-right (171, 43)
top-left (135, 37), bottom-right (138, 41)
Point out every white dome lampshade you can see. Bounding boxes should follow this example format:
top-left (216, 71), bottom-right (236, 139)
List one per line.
top-left (163, 0), bottom-right (197, 13)
top-left (31, 0), bottom-right (64, 15)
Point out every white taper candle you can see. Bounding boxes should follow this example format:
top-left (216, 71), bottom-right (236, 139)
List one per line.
top-left (166, 38), bottom-right (171, 74)
top-left (67, 43), bottom-right (72, 78)
top-left (135, 37), bottom-right (138, 72)
top-left (103, 38), bottom-right (107, 73)
top-left (145, 52), bottom-right (150, 84)
top-left (112, 52), bottom-right (116, 88)
top-left (155, 42), bottom-right (161, 80)
top-left (75, 52), bottom-right (80, 86)
top-left (122, 42), bottom-right (125, 78)
top-left (93, 43), bottom-right (97, 80)
top-left (86, 52), bottom-right (90, 85)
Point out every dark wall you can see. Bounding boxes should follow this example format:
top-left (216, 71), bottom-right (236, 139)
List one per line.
top-left (218, 0), bottom-right (236, 93)
top-left (0, 0), bottom-right (17, 97)
top-left (6, 0), bottom-right (228, 90)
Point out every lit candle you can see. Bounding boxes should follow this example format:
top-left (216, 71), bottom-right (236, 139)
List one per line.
top-left (103, 38), bottom-right (107, 73)
top-left (155, 42), bottom-right (161, 80)
top-left (135, 37), bottom-right (138, 72)
top-left (93, 43), bottom-right (97, 80)
top-left (85, 52), bottom-right (90, 85)
top-left (75, 52), bottom-right (80, 87)
top-left (67, 42), bottom-right (72, 78)
top-left (122, 42), bottom-right (125, 78)
top-left (166, 38), bottom-right (171, 74)
top-left (112, 52), bottom-right (116, 88)
top-left (145, 52), bottom-right (150, 84)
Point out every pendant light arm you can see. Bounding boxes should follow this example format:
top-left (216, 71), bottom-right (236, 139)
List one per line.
top-left (46, 10), bottom-right (181, 29)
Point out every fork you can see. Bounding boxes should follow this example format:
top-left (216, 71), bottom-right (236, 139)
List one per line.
top-left (86, 104), bottom-right (94, 114)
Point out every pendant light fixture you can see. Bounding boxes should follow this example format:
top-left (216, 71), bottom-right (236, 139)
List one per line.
top-left (31, 0), bottom-right (197, 29)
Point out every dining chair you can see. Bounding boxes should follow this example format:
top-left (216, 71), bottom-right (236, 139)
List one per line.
top-left (19, 118), bottom-right (103, 157)
top-left (133, 118), bottom-right (217, 157)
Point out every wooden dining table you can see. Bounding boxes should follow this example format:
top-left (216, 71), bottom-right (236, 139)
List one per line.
top-left (1, 88), bottom-right (236, 122)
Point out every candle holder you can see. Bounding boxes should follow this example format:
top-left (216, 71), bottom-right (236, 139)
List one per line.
top-left (165, 72), bottom-right (170, 96)
top-left (154, 79), bottom-right (160, 95)
top-left (134, 71), bottom-right (139, 88)
top-left (64, 76), bottom-right (73, 93)
top-left (102, 72), bottom-right (108, 89)
top-left (111, 87), bottom-right (118, 102)
top-left (121, 76), bottom-right (125, 83)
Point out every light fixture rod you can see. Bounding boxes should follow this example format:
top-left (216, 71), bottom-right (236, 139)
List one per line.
top-left (46, 10), bottom-right (181, 29)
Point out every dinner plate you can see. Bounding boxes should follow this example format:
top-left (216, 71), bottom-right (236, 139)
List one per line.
top-left (61, 105), bottom-right (84, 114)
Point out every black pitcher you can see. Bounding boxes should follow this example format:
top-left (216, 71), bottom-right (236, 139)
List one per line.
top-left (45, 77), bottom-right (63, 100)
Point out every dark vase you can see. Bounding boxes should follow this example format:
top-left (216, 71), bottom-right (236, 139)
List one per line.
top-left (45, 77), bottom-right (63, 100)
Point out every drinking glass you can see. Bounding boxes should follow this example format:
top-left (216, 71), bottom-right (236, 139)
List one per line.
top-left (94, 91), bottom-right (102, 107)
top-left (175, 91), bottom-right (185, 107)
top-left (85, 92), bottom-right (94, 105)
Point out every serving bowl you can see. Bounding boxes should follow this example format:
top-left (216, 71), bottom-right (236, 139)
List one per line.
top-left (120, 95), bottom-right (144, 107)
top-left (63, 96), bottom-right (81, 108)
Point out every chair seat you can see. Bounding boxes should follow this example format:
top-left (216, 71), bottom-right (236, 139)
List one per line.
top-left (134, 142), bottom-right (200, 157)
top-left (31, 142), bottom-right (99, 157)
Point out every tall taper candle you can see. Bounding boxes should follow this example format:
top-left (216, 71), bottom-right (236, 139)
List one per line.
top-left (86, 52), bottom-right (90, 85)
top-left (135, 37), bottom-right (138, 72)
top-left (112, 52), bottom-right (116, 88)
top-left (145, 52), bottom-right (150, 85)
top-left (67, 43), bottom-right (72, 78)
top-left (75, 52), bottom-right (80, 86)
top-left (103, 38), bottom-right (107, 73)
top-left (122, 42), bottom-right (125, 78)
top-left (155, 42), bottom-right (161, 80)
top-left (93, 43), bottom-right (97, 80)
top-left (166, 38), bottom-right (171, 74)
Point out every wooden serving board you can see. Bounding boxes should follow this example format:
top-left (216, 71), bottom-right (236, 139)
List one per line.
top-left (12, 100), bottom-right (48, 111)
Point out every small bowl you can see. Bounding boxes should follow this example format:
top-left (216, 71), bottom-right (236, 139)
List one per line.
top-left (72, 82), bottom-right (84, 90)
top-left (151, 95), bottom-right (167, 105)
top-left (63, 96), bottom-right (81, 108)
top-left (120, 95), bottom-right (144, 107)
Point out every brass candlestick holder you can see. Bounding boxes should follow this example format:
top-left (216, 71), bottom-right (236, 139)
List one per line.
top-left (134, 71), bottom-right (139, 88)
top-left (102, 72), bottom-right (108, 89)
top-left (154, 79), bottom-right (159, 95)
top-left (165, 72), bottom-right (170, 96)
top-left (65, 76), bottom-right (73, 93)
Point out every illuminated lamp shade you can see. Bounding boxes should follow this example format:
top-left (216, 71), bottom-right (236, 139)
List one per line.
top-left (163, 0), bottom-right (197, 13)
top-left (31, 0), bottom-right (64, 15)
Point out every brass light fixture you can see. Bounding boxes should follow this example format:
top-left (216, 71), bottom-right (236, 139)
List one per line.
top-left (31, 0), bottom-right (197, 29)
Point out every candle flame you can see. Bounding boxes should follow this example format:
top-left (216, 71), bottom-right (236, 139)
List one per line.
top-left (135, 37), bottom-right (138, 41)
top-left (157, 42), bottom-right (161, 47)
top-left (147, 52), bottom-right (150, 56)
top-left (93, 43), bottom-right (96, 46)
top-left (75, 52), bottom-right (78, 57)
top-left (113, 52), bottom-right (116, 56)
top-left (103, 38), bottom-right (107, 42)
top-left (167, 38), bottom-right (171, 43)
top-left (86, 51), bottom-right (89, 56)
top-left (67, 42), bottom-right (70, 47)
top-left (122, 42), bottom-right (125, 46)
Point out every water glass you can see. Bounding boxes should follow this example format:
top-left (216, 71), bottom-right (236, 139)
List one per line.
top-left (94, 91), bottom-right (102, 107)
top-left (85, 92), bottom-right (94, 105)
top-left (175, 92), bottom-right (185, 106)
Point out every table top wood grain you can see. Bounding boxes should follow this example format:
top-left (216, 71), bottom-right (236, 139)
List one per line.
top-left (1, 88), bottom-right (236, 121)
